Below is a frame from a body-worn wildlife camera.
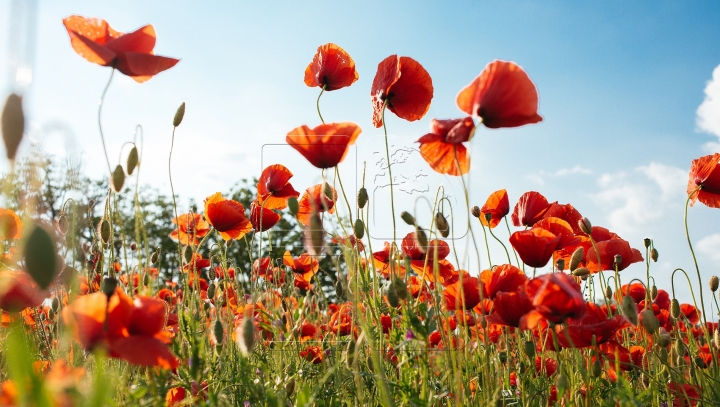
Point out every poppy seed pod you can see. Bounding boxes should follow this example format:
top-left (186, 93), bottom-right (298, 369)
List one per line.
top-left (213, 319), bottom-right (224, 345)
top-left (102, 277), bottom-right (118, 298)
top-left (578, 217), bottom-right (592, 235)
top-left (471, 206), bottom-right (481, 218)
top-left (357, 187), bottom-right (368, 209)
top-left (173, 102), bottom-right (185, 127)
top-left (613, 254), bottom-right (622, 269)
top-left (112, 164), bottom-right (125, 193)
top-left (621, 295), bottom-right (638, 325)
top-left (435, 212), bottom-right (450, 238)
top-left (650, 248), bottom-right (658, 262)
top-left (353, 218), bottom-right (365, 240)
top-left (710, 275), bottom-right (719, 293)
top-left (670, 299), bottom-right (681, 319)
top-left (400, 211), bottom-right (416, 226)
top-left (644, 238), bottom-right (651, 248)
top-left (127, 146), bottom-right (139, 175)
top-left (640, 308), bottom-right (658, 334)
top-left (2, 93), bottom-right (24, 163)
top-left (569, 247), bottom-right (584, 271)
top-left (237, 318), bottom-right (255, 356)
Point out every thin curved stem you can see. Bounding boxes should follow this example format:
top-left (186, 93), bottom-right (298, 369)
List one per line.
top-left (316, 85), bottom-right (326, 124)
top-left (685, 186), bottom-right (707, 325)
top-left (169, 126), bottom-right (183, 278)
top-left (381, 102), bottom-right (396, 243)
top-left (98, 68), bottom-right (115, 175)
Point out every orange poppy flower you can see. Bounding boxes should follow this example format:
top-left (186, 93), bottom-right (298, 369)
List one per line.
top-left (687, 152), bottom-right (720, 208)
top-left (62, 16), bottom-right (178, 82)
top-left (541, 203), bottom-right (584, 235)
top-left (443, 274), bottom-right (481, 311)
top-left (584, 238), bottom-right (643, 272)
top-left (283, 251), bottom-right (319, 275)
top-left (286, 122), bottom-right (362, 169)
top-left (170, 213), bottom-right (210, 245)
top-left (250, 201), bottom-right (281, 232)
top-left (509, 228), bottom-right (560, 268)
top-left (0, 209), bottom-right (22, 240)
top-left (524, 272), bottom-right (585, 325)
top-left (401, 232), bottom-right (457, 284)
top-left (304, 43), bottom-right (358, 91)
top-left (371, 55), bottom-right (433, 128)
top-left (511, 191), bottom-right (551, 227)
top-left (548, 303), bottom-right (630, 349)
top-left (256, 164), bottom-right (300, 210)
top-left (299, 345), bottom-right (324, 364)
top-left (372, 242), bottom-right (405, 278)
top-left (486, 288), bottom-right (533, 328)
top-left (0, 270), bottom-right (48, 312)
top-left (479, 264), bottom-right (527, 300)
top-left (297, 183), bottom-right (337, 226)
top-left (456, 60), bottom-right (542, 128)
top-left (417, 117), bottom-right (474, 176)
top-left (479, 189), bottom-right (510, 228)
top-left (533, 217), bottom-right (578, 250)
top-left (203, 192), bottom-right (252, 240)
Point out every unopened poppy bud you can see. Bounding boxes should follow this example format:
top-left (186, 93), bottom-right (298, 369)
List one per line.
top-left (650, 248), bottom-right (658, 262)
top-left (483, 212), bottom-right (493, 223)
top-left (572, 267), bottom-right (590, 277)
top-left (392, 276), bottom-right (408, 300)
top-left (102, 277), bottom-right (118, 298)
top-left (111, 164), bottom-right (125, 193)
top-left (143, 274), bottom-right (150, 286)
top-left (173, 102), bottom-right (185, 127)
top-left (523, 340), bottom-right (535, 357)
top-left (435, 212), bottom-right (449, 238)
top-left (97, 219), bottom-right (112, 245)
top-left (387, 283), bottom-right (400, 308)
top-left (605, 286), bottom-right (613, 299)
top-left (498, 351), bottom-right (507, 364)
top-left (694, 356), bottom-right (706, 369)
top-left (354, 218), bottom-right (365, 240)
top-left (127, 146), bottom-right (139, 175)
top-left (621, 295), bottom-right (638, 325)
top-left (651, 285), bottom-right (658, 300)
top-left (304, 213), bottom-right (325, 256)
top-left (713, 328), bottom-right (720, 350)
top-left (480, 317), bottom-right (488, 328)
top-left (357, 187), bottom-right (368, 209)
top-left (237, 318), bottom-right (255, 356)
top-left (285, 378), bottom-right (295, 397)
top-left (345, 340), bottom-right (356, 368)
top-left (400, 211), bottom-right (415, 226)
top-left (591, 359), bottom-right (602, 378)
top-left (2, 93), bottom-right (24, 163)
top-left (51, 297), bottom-right (60, 312)
top-left (556, 259), bottom-right (565, 271)
top-left (640, 308), bottom-right (658, 334)
top-left (414, 227), bottom-right (428, 252)
top-left (613, 254), bottom-right (622, 268)
top-left (287, 196), bottom-right (299, 216)
top-left (150, 248), bottom-right (160, 265)
top-left (213, 319), bottom-right (224, 345)
top-left (644, 238), bottom-right (651, 248)
top-left (578, 217), bottom-right (592, 235)
top-left (674, 338), bottom-right (685, 357)
top-left (555, 374), bottom-right (569, 394)
top-left (208, 267), bottom-right (216, 280)
top-left (658, 332), bottom-right (672, 348)
top-left (183, 246), bottom-right (194, 263)
top-left (710, 275), bottom-right (719, 293)
top-left (323, 183), bottom-right (335, 202)
top-left (471, 206), bottom-right (481, 218)
top-left (207, 284), bottom-right (216, 299)
top-left (569, 247), bottom-right (584, 271)
top-left (670, 299), bottom-right (681, 319)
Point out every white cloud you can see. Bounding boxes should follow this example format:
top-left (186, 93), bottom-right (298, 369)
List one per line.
top-left (696, 64), bottom-right (720, 153)
top-left (698, 233), bottom-right (720, 262)
top-left (526, 165), bottom-right (592, 185)
top-left (553, 165), bottom-right (593, 176)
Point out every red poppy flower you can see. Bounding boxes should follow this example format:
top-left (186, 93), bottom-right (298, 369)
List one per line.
top-left (512, 191), bottom-right (551, 227)
top-left (203, 192), bottom-right (252, 241)
top-left (524, 272), bottom-right (585, 325)
top-left (443, 274), bottom-right (481, 311)
top-left (541, 203), bottom-right (583, 235)
top-left (183, 254), bottom-right (210, 272)
top-left (509, 228), bottom-right (560, 268)
top-left (253, 258), bottom-right (283, 285)
top-left (300, 345), bottom-right (324, 364)
top-left (62, 16), bottom-right (178, 82)
top-left (286, 122), bottom-right (362, 169)
top-left (0, 271), bottom-right (48, 312)
top-left (0, 209), bottom-right (22, 240)
top-left (533, 217), bottom-right (578, 250)
top-left (256, 164), bottom-right (300, 210)
top-left (549, 303), bottom-right (630, 349)
top-left (478, 189), bottom-right (510, 228)
top-left (372, 242), bottom-right (405, 278)
top-left (401, 232), bottom-right (457, 284)
top-left (668, 382), bottom-right (702, 407)
top-left (680, 303), bottom-right (701, 325)
top-left (283, 251), bottom-right (319, 276)
top-left (169, 213), bottom-right (210, 245)
top-left (331, 235), bottom-right (365, 251)
top-left (480, 264), bottom-right (527, 300)
top-left (618, 283), bottom-right (646, 304)
top-left (304, 43), bottom-right (358, 91)
top-left (417, 117), bottom-right (474, 176)
top-left (456, 60), bottom-right (542, 128)
top-left (371, 55), bottom-right (433, 128)
top-left (297, 184), bottom-right (337, 226)
top-left (687, 152), bottom-right (720, 208)
top-left (584, 238), bottom-right (643, 272)
top-left (249, 201), bottom-right (281, 232)
top-left (486, 288), bottom-right (534, 328)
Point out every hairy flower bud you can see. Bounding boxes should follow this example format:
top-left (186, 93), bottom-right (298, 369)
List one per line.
top-left (591, 359), bottom-right (602, 378)
top-left (126, 145), bottom-right (139, 176)
top-left (569, 247), bottom-right (584, 271)
top-left (357, 187), bottom-right (368, 209)
top-left (2, 93), bottom-right (24, 163)
top-left (435, 212), bottom-right (449, 238)
top-left (112, 164), bottom-right (125, 193)
top-left (386, 283), bottom-right (400, 308)
top-left (713, 328), bottom-right (720, 350)
top-left (710, 275), bottom-right (719, 293)
top-left (651, 285), bottom-right (658, 300)
top-left (670, 299), bottom-right (681, 320)
top-left (471, 206), bottom-right (481, 218)
top-left (555, 374), bottom-right (569, 394)
top-left (400, 211), bottom-right (415, 226)
top-left (150, 248), bottom-right (160, 265)
top-left (555, 259), bottom-right (565, 271)
top-left (621, 295), bottom-right (638, 325)
top-left (304, 213), bottom-right (325, 256)
top-left (213, 319), bottom-right (224, 345)
top-left (650, 248), bottom-right (658, 262)
top-left (605, 286), bottom-right (612, 300)
top-left (578, 217), bottom-right (592, 235)
top-left (523, 341), bottom-right (535, 358)
top-left (354, 218), bottom-right (365, 240)
top-left (287, 196), bottom-right (299, 216)
top-left (658, 332), bottom-right (672, 348)
top-left (173, 102), bottom-right (185, 127)
top-left (237, 318), bottom-right (255, 356)
top-left (392, 276), bottom-right (408, 300)
top-left (414, 227), bottom-right (428, 252)
top-left (640, 308), bottom-right (658, 334)
top-left (97, 219), bottom-right (112, 245)
top-left (572, 267), bottom-right (590, 277)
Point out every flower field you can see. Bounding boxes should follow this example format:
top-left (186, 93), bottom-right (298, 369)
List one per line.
top-left (1, 12), bottom-right (720, 407)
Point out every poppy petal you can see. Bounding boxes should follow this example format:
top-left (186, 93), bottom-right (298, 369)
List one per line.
top-left (304, 43), bottom-right (359, 91)
top-left (418, 138), bottom-right (469, 176)
top-left (104, 24), bottom-right (156, 54)
top-left (116, 52), bottom-right (179, 82)
top-left (109, 336), bottom-right (179, 369)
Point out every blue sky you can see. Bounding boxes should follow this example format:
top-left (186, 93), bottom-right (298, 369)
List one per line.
top-left (2, 1), bottom-right (720, 306)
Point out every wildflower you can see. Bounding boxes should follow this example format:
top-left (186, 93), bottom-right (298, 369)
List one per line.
top-left (585, 238), bottom-right (643, 272)
top-left (0, 208), bottom-right (22, 240)
top-left (456, 60), bottom-right (542, 128)
top-left (297, 183), bottom-right (337, 226)
top-left (63, 16), bottom-right (178, 82)
top-left (249, 201), bottom-right (281, 232)
top-left (169, 213), bottom-right (210, 245)
top-left (509, 227), bottom-right (560, 268)
top-left (371, 55), bottom-right (433, 128)
top-left (0, 270), bottom-right (48, 312)
top-left (479, 264), bottom-right (527, 300)
top-left (286, 122), bottom-right (362, 168)
top-left (486, 288), bottom-right (534, 328)
top-left (203, 192), bottom-right (252, 240)
top-left (300, 345), bottom-right (324, 364)
top-left (443, 274), bottom-right (482, 311)
top-left (524, 272), bottom-right (585, 325)
top-left (687, 152), bottom-right (720, 208)
top-left (478, 189), bottom-right (510, 228)
top-left (416, 117), bottom-right (474, 176)
top-left (304, 43), bottom-right (358, 91)
top-left (401, 232), bottom-right (457, 284)
top-left (548, 303), bottom-right (630, 349)
top-left (256, 164), bottom-right (300, 210)
top-left (511, 191), bottom-right (551, 227)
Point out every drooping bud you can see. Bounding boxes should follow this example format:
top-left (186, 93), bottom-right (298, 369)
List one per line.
top-left (112, 164), bottom-right (125, 193)
top-left (207, 284), bottom-right (216, 299)
top-left (578, 217), bottom-right (592, 235)
top-left (400, 211), bottom-right (415, 226)
top-left (357, 187), bottom-right (368, 209)
top-left (640, 308), bottom-right (658, 334)
top-left (572, 267), bottom-right (590, 277)
top-left (470, 206), bottom-right (481, 218)
top-left (670, 299), bottom-right (681, 320)
top-left (143, 274), bottom-right (150, 286)
top-left (354, 218), bottom-right (365, 240)
top-left (51, 297), bottom-right (60, 313)
top-left (173, 102), bottom-right (186, 127)
top-left (150, 248), bottom-right (160, 265)
top-left (129, 242), bottom-right (137, 251)
top-left (621, 295), bottom-right (638, 325)
top-left (285, 378), bottom-right (296, 397)
top-left (323, 183), bottom-right (335, 203)
top-left (650, 248), bottom-right (658, 262)
top-left (569, 247), bottom-right (584, 271)
top-left (237, 318), bottom-right (255, 356)
top-left (605, 286), bottom-right (612, 299)
top-left (213, 319), bottom-right (224, 345)
top-left (208, 266), bottom-right (216, 280)
top-left (651, 285), bottom-right (658, 300)
top-left (2, 93), bottom-right (24, 163)
top-left (97, 219), bottom-right (112, 245)
top-left (56, 216), bottom-right (69, 236)
top-left (126, 146), bottom-right (139, 175)
top-left (414, 227), bottom-right (428, 252)
top-left (710, 275), bottom-right (719, 293)
top-left (304, 212), bottom-right (325, 256)
top-left (288, 197), bottom-right (299, 216)
top-left (658, 332), bottom-right (672, 348)
top-left (23, 225), bottom-right (58, 290)
top-left (435, 212), bottom-right (449, 238)
top-left (386, 283), bottom-right (400, 308)
top-left (591, 359), bottom-right (602, 378)
top-left (345, 339), bottom-right (356, 368)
